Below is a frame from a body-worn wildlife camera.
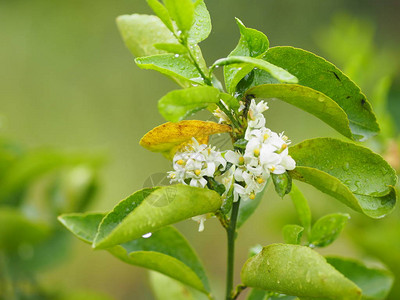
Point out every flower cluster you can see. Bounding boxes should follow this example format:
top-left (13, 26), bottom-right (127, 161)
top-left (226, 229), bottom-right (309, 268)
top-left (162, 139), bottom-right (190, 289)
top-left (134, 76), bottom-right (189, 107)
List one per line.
top-left (167, 99), bottom-right (296, 230)
top-left (225, 99), bottom-right (296, 201)
top-left (168, 138), bottom-right (226, 188)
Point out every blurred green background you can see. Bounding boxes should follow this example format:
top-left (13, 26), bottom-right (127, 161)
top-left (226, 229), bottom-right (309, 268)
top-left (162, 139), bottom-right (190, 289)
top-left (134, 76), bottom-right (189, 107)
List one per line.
top-left (1, 0), bottom-right (399, 299)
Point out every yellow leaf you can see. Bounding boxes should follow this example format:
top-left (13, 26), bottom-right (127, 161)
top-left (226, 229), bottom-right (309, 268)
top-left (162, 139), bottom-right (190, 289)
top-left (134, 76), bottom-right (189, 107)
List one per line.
top-left (140, 120), bottom-right (232, 159)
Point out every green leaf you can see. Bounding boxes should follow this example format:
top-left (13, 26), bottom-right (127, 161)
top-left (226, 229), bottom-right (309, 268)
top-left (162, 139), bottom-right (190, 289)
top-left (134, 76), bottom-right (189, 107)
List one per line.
top-left (163, 0), bottom-right (194, 33)
top-left (58, 213), bottom-right (211, 294)
top-left (116, 14), bottom-right (178, 58)
top-left (214, 56), bottom-right (298, 93)
top-left (309, 213), bottom-right (350, 248)
top-left (271, 172), bottom-right (292, 198)
top-left (158, 86), bottom-right (221, 122)
top-left (245, 84), bottom-right (354, 140)
top-left (187, 0), bottom-right (212, 44)
top-left (0, 208), bottom-right (51, 252)
top-left (154, 43), bottom-right (188, 54)
top-left (224, 19), bottom-right (270, 94)
top-left (150, 271), bottom-right (208, 300)
top-left (146, 0), bottom-right (174, 32)
top-left (93, 185), bottom-right (222, 249)
top-left (220, 93), bottom-right (240, 110)
top-left (241, 243), bottom-right (362, 299)
top-left (237, 181), bottom-right (269, 228)
top-left (264, 46), bottom-right (379, 141)
top-left (326, 256), bottom-right (394, 300)
top-left (282, 224), bottom-right (304, 245)
top-left (135, 54), bottom-right (202, 87)
top-left (289, 138), bottom-right (397, 218)
top-left (289, 184), bottom-right (312, 235)
top-left (246, 288), bottom-right (268, 300)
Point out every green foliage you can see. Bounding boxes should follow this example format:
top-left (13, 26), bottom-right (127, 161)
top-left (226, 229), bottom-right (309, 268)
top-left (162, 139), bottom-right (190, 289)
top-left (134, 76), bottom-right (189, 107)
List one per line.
top-left (289, 138), bottom-right (397, 218)
top-left (271, 172), bottom-right (292, 198)
top-left (282, 224), bottom-right (304, 245)
top-left (158, 86), bottom-right (221, 122)
top-left (92, 185), bottom-right (221, 249)
top-left (214, 56), bottom-right (298, 90)
top-left (163, 0), bottom-right (194, 33)
top-left (224, 19), bottom-right (270, 94)
top-left (117, 14), bottom-right (177, 57)
top-left (187, 0), bottom-right (212, 44)
top-left (246, 84), bottom-right (354, 140)
top-left (135, 54), bottom-right (202, 87)
top-left (149, 271), bottom-right (196, 300)
top-left (241, 244), bottom-right (362, 299)
top-left (58, 2), bottom-right (399, 300)
top-left (0, 208), bottom-right (51, 252)
top-left (263, 47), bottom-right (379, 141)
top-left (59, 213), bottom-right (211, 294)
top-left (326, 257), bottom-right (394, 300)
top-left (289, 184), bottom-right (312, 235)
top-left (309, 213), bottom-right (350, 248)
top-left (147, 0), bottom-right (174, 32)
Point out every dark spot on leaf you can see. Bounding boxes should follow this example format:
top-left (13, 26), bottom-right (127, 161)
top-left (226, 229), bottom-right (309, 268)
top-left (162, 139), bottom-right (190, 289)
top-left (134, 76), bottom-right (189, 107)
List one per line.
top-left (361, 99), bottom-right (366, 105)
top-left (346, 96), bottom-right (350, 99)
top-left (330, 71), bottom-right (341, 81)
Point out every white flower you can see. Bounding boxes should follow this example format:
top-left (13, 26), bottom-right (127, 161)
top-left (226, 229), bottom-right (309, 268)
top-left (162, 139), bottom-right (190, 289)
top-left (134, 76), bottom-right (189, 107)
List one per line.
top-left (213, 100), bottom-right (231, 124)
top-left (192, 214), bottom-right (207, 232)
top-left (168, 138), bottom-right (227, 188)
top-left (247, 99), bottom-right (268, 129)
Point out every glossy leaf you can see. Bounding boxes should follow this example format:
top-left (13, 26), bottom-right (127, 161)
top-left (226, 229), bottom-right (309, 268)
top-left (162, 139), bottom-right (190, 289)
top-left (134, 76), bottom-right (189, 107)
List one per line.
top-left (187, 0), bottom-right (211, 44)
top-left (158, 86), bottom-right (221, 122)
top-left (241, 244), bottom-right (361, 299)
top-left (154, 43), bottom-right (188, 54)
top-left (146, 0), bottom-right (174, 32)
top-left (93, 185), bottom-right (222, 248)
top-left (163, 0), bottom-right (194, 33)
top-left (289, 138), bottom-right (397, 218)
top-left (289, 184), bottom-right (312, 235)
top-left (135, 54), bottom-right (202, 87)
top-left (245, 84), bottom-right (353, 140)
top-left (0, 208), bottom-right (51, 251)
top-left (271, 172), bottom-right (292, 198)
top-left (309, 213), bottom-right (350, 248)
top-left (326, 256), bottom-right (394, 300)
top-left (237, 181), bottom-right (268, 228)
top-left (116, 14), bottom-right (177, 58)
top-left (214, 56), bottom-right (297, 90)
top-left (282, 224), bottom-right (304, 245)
top-left (264, 46), bottom-right (379, 141)
top-left (58, 213), bottom-right (211, 293)
top-left (224, 19), bottom-right (270, 93)
top-left (140, 120), bottom-right (231, 159)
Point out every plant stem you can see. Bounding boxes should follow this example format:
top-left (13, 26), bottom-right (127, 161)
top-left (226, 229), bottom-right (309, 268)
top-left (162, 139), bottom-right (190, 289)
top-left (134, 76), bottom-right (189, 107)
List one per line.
top-left (225, 199), bottom-right (241, 300)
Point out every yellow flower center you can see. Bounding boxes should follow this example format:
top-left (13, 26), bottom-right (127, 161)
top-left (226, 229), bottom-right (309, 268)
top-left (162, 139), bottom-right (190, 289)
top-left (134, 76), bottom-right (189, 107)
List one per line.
top-left (238, 156), bottom-right (245, 165)
top-left (263, 133), bottom-right (269, 141)
top-left (249, 192), bottom-right (256, 200)
top-left (177, 159), bottom-right (185, 165)
top-left (256, 177), bottom-right (264, 184)
top-left (194, 169), bottom-right (201, 176)
top-left (254, 148), bottom-right (260, 157)
top-left (276, 144), bottom-right (287, 154)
